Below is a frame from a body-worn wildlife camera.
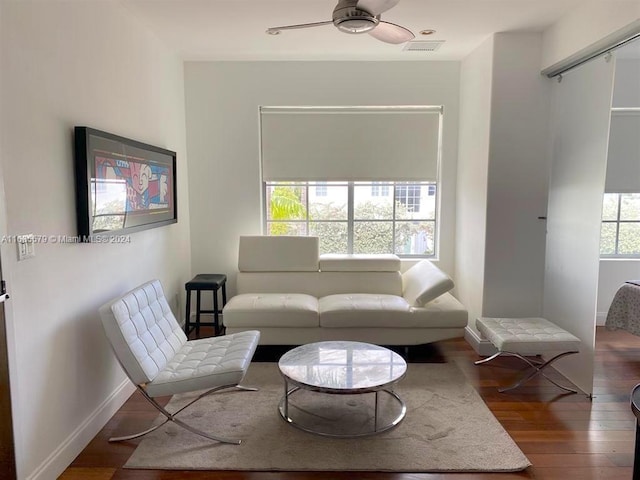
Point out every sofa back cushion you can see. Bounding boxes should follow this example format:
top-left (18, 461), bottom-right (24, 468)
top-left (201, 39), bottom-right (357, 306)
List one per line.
top-left (237, 271), bottom-right (402, 297)
top-left (238, 235), bottom-right (319, 272)
top-left (237, 272), bottom-right (320, 296)
top-left (402, 260), bottom-right (455, 306)
top-left (319, 254), bottom-right (401, 272)
top-left (316, 271), bottom-right (402, 297)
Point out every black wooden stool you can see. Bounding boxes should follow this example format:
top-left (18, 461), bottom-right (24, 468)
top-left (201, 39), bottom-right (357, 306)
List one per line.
top-left (185, 274), bottom-right (227, 337)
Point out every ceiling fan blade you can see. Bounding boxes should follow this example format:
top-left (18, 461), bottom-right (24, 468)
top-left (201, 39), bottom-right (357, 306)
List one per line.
top-left (357, 0), bottom-right (401, 16)
top-left (368, 21), bottom-right (414, 44)
top-left (266, 21), bottom-right (333, 35)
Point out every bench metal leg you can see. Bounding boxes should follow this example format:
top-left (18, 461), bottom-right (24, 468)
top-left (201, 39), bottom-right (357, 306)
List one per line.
top-left (475, 350), bottom-right (579, 393)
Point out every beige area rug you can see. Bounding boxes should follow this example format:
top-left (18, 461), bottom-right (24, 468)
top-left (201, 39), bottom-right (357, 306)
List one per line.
top-left (125, 362), bottom-right (531, 472)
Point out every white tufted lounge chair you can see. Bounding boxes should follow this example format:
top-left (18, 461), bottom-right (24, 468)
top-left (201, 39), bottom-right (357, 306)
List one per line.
top-left (99, 279), bottom-right (260, 444)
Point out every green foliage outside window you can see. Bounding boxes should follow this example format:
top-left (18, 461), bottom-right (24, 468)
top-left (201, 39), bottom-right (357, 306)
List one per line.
top-left (268, 184), bottom-right (307, 235)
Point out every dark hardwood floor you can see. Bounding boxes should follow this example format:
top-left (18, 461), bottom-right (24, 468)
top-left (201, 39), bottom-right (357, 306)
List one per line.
top-left (61, 327), bottom-right (640, 480)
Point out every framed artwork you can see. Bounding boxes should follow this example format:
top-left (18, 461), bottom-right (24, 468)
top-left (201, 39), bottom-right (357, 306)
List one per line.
top-left (74, 127), bottom-right (177, 241)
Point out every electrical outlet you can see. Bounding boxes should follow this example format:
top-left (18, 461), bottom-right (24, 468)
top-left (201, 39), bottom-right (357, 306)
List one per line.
top-left (17, 234), bottom-right (35, 261)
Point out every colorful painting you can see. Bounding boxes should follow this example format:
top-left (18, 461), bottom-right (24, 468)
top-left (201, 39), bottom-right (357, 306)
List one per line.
top-left (95, 157), bottom-right (172, 212)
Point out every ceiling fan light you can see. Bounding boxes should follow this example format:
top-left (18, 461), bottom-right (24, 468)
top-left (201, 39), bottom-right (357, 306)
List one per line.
top-left (334, 16), bottom-right (378, 34)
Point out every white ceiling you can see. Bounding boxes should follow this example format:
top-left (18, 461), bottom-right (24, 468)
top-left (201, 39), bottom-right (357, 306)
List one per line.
top-left (121, 0), bottom-right (587, 61)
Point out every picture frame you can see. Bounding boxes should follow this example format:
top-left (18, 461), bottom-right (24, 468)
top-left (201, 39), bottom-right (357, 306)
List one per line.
top-left (74, 127), bottom-right (177, 242)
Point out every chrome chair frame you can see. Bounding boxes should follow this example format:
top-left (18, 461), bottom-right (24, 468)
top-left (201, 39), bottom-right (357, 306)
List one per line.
top-left (110, 380), bottom-right (257, 444)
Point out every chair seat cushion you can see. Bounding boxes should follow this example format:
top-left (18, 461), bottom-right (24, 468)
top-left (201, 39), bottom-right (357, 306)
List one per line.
top-left (185, 273), bottom-right (226, 290)
top-left (476, 317), bottom-right (581, 356)
top-left (145, 330), bottom-right (260, 397)
top-left (223, 293), bottom-right (319, 327)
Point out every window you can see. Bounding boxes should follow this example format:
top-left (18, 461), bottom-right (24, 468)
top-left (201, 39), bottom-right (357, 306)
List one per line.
top-left (260, 106), bottom-right (442, 257)
top-left (371, 182), bottom-right (389, 197)
top-left (600, 193), bottom-right (640, 256)
top-left (265, 181), bottom-right (437, 257)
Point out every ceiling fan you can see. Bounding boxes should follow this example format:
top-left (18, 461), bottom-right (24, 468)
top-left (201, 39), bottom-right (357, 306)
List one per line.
top-left (266, 0), bottom-right (414, 45)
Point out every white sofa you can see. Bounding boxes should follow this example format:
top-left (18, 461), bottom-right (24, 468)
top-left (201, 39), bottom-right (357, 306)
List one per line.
top-left (223, 236), bottom-right (468, 345)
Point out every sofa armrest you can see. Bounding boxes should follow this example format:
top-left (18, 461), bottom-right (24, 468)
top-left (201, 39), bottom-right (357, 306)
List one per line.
top-left (402, 260), bottom-right (454, 306)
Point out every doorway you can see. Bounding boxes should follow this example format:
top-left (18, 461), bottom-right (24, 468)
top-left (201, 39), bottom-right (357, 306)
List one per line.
top-left (0, 254), bottom-right (15, 477)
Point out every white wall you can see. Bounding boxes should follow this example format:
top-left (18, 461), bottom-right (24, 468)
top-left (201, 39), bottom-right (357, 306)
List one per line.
top-left (541, 0), bottom-right (640, 71)
top-left (0, 2), bottom-right (191, 478)
top-left (483, 34), bottom-right (551, 318)
top-left (456, 33), bottom-right (552, 353)
top-left (184, 61), bottom-right (460, 294)
top-left (454, 37), bottom-right (493, 332)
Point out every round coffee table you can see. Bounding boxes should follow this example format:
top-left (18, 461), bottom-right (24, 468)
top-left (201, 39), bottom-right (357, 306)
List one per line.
top-left (278, 341), bottom-right (407, 437)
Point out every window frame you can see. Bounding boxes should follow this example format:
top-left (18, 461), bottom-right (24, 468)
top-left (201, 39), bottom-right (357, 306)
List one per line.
top-left (263, 180), bottom-right (438, 258)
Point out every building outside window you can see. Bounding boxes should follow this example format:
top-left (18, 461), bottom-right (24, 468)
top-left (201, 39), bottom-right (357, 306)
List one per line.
top-left (315, 181), bottom-right (327, 197)
top-left (395, 183), bottom-right (421, 212)
top-left (265, 181), bottom-right (437, 257)
top-left (371, 182), bottom-right (389, 197)
top-left (600, 193), bottom-right (640, 257)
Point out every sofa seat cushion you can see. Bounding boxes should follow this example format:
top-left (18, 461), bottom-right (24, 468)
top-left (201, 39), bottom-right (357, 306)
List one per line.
top-left (319, 294), bottom-right (411, 328)
top-left (223, 293), bottom-right (319, 328)
top-left (319, 254), bottom-right (401, 272)
top-left (409, 293), bottom-right (469, 328)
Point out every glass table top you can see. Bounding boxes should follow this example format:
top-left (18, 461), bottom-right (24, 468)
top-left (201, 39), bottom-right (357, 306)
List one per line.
top-left (278, 341), bottom-right (407, 393)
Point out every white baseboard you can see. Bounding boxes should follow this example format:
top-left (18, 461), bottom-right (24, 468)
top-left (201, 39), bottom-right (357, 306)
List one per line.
top-left (596, 312), bottom-right (607, 326)
top-left (464, 326), bottom-right (497, 357)
top-left (26, 378), bottom-right (135, 480)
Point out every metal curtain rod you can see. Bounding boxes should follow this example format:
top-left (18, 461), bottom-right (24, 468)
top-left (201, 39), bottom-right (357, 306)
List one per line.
top-left (541, 19), bottom-right (640, 78)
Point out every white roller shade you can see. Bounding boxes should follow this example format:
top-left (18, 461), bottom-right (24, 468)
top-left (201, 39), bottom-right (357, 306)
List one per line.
top-left (260, 106), bottom-right (442, 181)
top-left (605, 110), bottom-right (640, 193)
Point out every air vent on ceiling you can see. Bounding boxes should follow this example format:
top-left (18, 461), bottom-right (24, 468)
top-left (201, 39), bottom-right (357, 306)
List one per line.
top-left (403, 40), bottom-right (445, 52)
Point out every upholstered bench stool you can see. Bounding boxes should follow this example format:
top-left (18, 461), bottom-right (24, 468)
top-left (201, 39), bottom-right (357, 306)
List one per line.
top-left (475, 317), bottom-right (581, 393)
